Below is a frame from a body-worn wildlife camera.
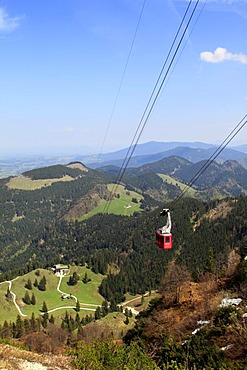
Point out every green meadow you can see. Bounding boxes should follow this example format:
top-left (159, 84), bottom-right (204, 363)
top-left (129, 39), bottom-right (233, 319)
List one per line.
top-left (158, 173), bottom-right (197, 196)
top-left (79, 183), bottom-right (144, 220)
top-left (6, 174), bottom-right (74, 190)
top-left (0, 266), bottom-right (105, 324)
top-left (59, 266), bottom-right (105, 305)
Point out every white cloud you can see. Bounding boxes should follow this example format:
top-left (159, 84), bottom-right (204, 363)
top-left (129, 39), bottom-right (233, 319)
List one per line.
top-left (0, 7), bottom-right (23, 33)
top-left (200, 47), bottom-right (247, 64)
top-left (64, 126), bottom-right (75, 133)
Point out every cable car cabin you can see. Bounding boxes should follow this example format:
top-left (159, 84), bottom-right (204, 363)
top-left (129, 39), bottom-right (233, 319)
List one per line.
top-left (156, 208), bottom-right (173, 250)
top-left (156, 230), bottom-right (173, 250)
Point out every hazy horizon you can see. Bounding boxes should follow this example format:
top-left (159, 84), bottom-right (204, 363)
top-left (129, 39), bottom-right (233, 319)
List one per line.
top-left (1, 1), bottom-right (247, 156)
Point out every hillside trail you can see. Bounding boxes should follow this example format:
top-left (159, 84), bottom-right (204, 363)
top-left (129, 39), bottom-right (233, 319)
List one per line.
top-left (52, 273), bottom-right (98, 313)
top-left (56, 273), bottom-right (77, 302)
top-left (1, 277), bottom-right (27, 318)
top-left (1, 272), bottom-right (150, 319)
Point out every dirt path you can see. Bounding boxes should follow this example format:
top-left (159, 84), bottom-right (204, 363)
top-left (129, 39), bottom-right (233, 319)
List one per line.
top-left (122, 292), bottom-right (150, 306)
top-left (7, 277), bottom-right (27, 317)
top-left (55, 273), bottom-right (99, 312)
top-left (56, 274), bottom-right (77, 302)
top-left (47, 305), bottom-right (96, 313)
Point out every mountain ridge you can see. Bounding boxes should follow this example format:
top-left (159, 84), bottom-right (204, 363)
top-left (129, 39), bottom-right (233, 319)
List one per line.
top-left (1, 141), bottom-right (247, 178)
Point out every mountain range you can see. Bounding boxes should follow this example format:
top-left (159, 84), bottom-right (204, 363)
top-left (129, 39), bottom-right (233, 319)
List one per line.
top-left (1, 141), bottom-right (247, 179)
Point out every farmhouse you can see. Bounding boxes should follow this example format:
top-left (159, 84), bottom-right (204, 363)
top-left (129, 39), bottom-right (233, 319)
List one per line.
top-left (53, 264), bottom-right (69, 275)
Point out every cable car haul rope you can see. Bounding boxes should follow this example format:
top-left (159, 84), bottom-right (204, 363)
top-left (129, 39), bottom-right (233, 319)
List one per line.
top-left (94, 0), bottom-right (247, 251)
top-left (156, 114), bottom-right (247, 250)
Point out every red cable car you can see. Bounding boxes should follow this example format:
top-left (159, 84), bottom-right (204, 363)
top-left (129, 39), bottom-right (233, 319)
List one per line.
top-left (156, 208), bottom-right (173, 250)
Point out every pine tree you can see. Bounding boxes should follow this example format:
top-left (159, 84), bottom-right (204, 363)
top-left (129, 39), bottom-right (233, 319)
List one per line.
top-left (42, 313), bottom-right (48, 329)
top-left (95, 306), bottom-right (101, 320)
top-left (24, 318), bottom-right (30, 334)
top-left (41, 301), bottom-right (49, 328)
top-left (75, 300), bottom-right (80, 312)
top-left (33, 278), bottom-right (38, 287)
top-left (41, 301), bottom-right (48, 313)
top-left (68, 315), bottom-right (75, 332)
top-left (82, 272), bottom-right (91, 284)
top-left (64, 311), bottom-right (69, 326)
top-left (23, 290), bottom-right (31, 305)
top-left (206, 247), bottom-right (216, 274)
top-left (68, 272), bottom-right (79, 286)
top-left (31, 292), bottom-right (36, 305)
top-left (110, 299), bottom-right (117, 312)
top-left (38, 276), bottom-right (46, 291)
top-left (15, 315), bottom-right (24, 338)
top-left (30, 313), bottom-right (37, 332)
top-left (25, 278), bottom-right (32, 290)
top-left (101, 300), bottom-right (109, 317)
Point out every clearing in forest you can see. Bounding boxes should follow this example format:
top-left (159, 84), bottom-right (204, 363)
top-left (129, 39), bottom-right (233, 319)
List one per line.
top-left (6, 174), bottom-right (74, 190)
top-left (158, 173), bottom-right (197, 196)
top-left (0, 266), bottom-right (105, 324)
top-left (79, 183), bottom-right (144, 220)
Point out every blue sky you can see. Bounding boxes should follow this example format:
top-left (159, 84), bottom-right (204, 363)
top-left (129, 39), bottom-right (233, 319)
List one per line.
top-left (0, 0), bottom-right (247, 155)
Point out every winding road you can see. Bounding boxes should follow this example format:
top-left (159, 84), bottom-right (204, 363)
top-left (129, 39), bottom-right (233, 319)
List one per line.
top-left (2, 273), bottom-right (146, 317)
top-left (5, 277), bottom-right (27, 317)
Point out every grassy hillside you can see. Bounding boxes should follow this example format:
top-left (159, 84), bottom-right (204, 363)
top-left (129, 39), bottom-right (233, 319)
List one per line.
top-left (6, 174), bottom-right (75, 190)
top-left (0, 266), bottom-right (105, 324)
top-left (157, 173), bottom-right (197, 197)
top-left (79, 183), bottom-right (144, 220)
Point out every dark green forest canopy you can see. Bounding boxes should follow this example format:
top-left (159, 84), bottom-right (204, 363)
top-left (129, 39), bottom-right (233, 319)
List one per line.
top-left (1, 195), bottom-right (246, 306)
top-left (0, 160), bottom-right (246, 303)
top-left (23, 164), bottom-right (86, 179)
top-left (0, 168), bottom-right (114, 269)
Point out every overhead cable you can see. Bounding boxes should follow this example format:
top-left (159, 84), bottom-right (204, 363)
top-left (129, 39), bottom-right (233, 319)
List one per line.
top-left (96, 0), bottom-right (147, 169)
top-left (169, 114), bottom-right (247, 210)
top-left (103, 0), bottom-right (202, 214)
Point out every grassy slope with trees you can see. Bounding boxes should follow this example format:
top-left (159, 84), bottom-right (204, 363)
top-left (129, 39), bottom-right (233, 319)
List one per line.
top-left (0, 161), bottom-right (247, 368)
top-left (0, 266), bottom-right (105, 324)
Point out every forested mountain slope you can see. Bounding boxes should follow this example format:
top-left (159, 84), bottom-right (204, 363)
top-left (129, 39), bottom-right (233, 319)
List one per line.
top-left (0, 160), bottom-right (246, 369)
top-left (0, 163), bottom-right (114, 271)
top-left (120, 157), bottom-right (247, 200)
top-left (0, 197), bottom-right (246, 368)
top-left (2, 196), bottom-right (246, 307)
top-left (1, 158), bottom-right (247, 276)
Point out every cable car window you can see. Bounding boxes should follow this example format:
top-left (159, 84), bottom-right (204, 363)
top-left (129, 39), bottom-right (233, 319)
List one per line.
top-left (165, 236), bottom-right (170, 243)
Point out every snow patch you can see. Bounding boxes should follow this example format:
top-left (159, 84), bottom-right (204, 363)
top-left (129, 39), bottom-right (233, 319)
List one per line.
top-left (220, 298), bottom-right (242, 307)
top-left (124, 306), bottom-right (139, 315)
top-left (197, 320), bottom-right (210, 325)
